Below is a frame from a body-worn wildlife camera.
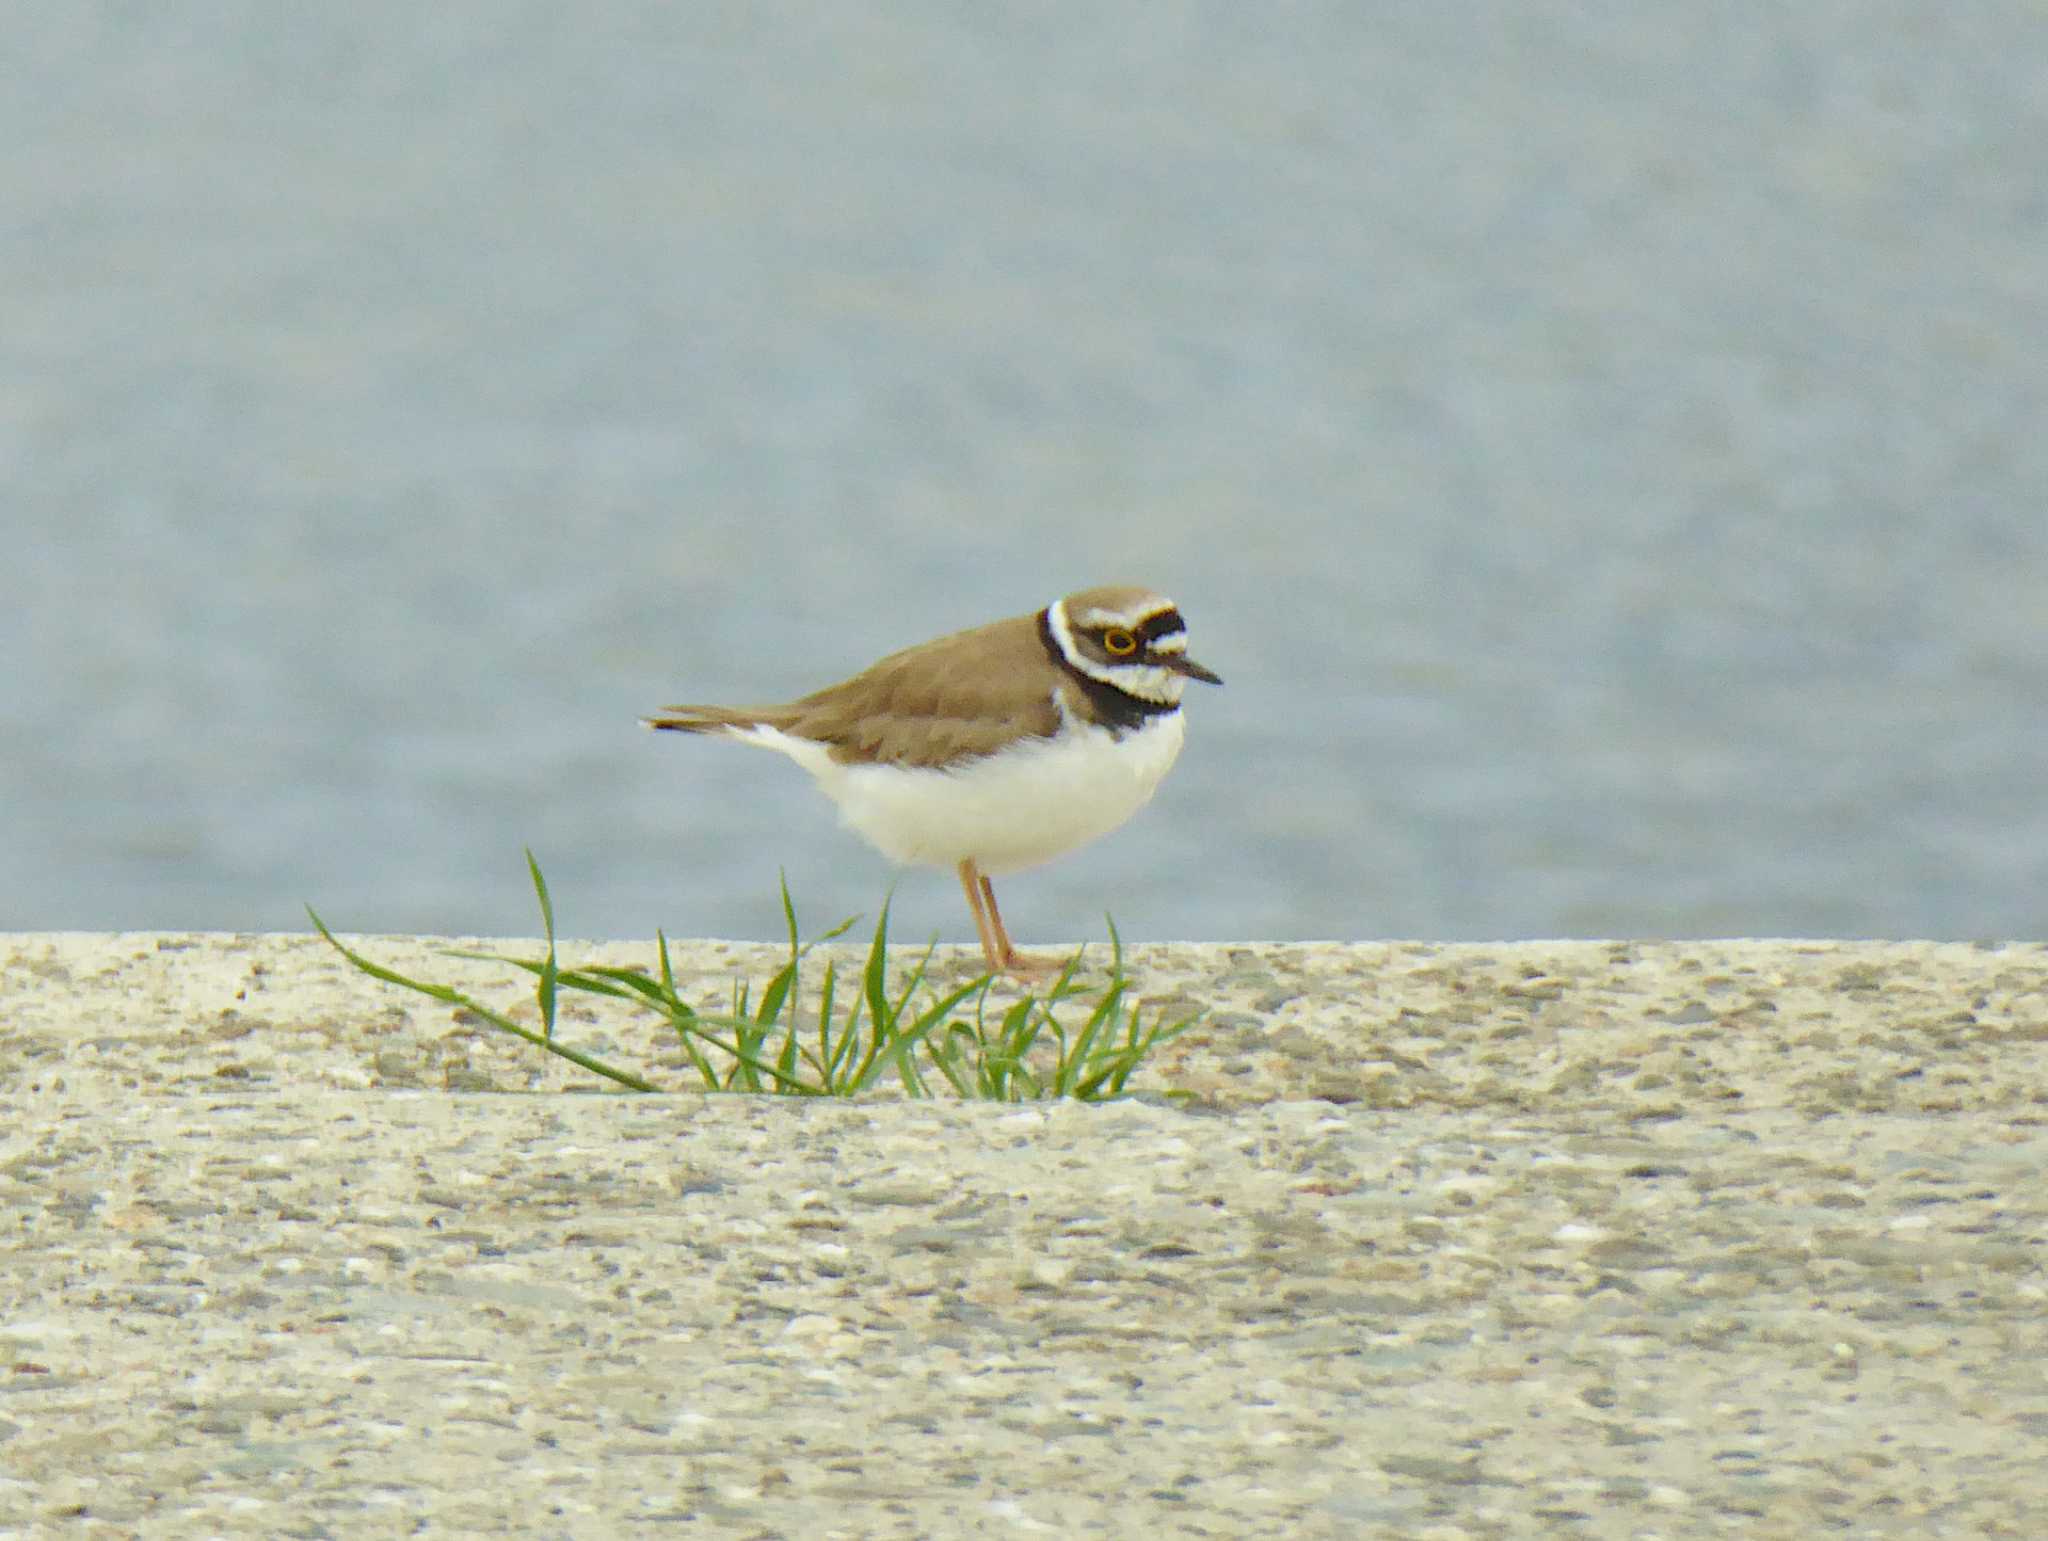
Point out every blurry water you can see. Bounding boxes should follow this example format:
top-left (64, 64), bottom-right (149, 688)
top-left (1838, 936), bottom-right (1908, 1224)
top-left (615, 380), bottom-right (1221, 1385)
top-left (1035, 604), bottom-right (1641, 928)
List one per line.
top-left (5, 3), bottom-right (2045, 943)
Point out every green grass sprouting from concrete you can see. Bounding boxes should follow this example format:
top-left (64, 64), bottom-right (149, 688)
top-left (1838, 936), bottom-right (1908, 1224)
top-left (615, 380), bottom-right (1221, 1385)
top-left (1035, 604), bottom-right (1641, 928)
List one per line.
top-left (308, 851), bottom-right (1197, 1100)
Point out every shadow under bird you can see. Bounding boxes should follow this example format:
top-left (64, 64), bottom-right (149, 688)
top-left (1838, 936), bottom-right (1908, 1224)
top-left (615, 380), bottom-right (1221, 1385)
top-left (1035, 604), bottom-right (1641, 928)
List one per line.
top-left (642, 584), bottom-right (1222, 977)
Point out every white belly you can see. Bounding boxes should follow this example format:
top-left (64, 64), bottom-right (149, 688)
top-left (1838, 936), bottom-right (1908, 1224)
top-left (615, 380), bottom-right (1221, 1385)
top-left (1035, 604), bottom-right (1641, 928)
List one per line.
top-left (734, 714), bottom-right (1186, 875)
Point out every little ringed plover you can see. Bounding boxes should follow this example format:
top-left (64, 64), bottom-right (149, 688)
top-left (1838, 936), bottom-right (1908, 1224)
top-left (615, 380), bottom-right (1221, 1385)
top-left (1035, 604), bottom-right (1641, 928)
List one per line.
top-left (642, 584), bottom-right (1221, 977)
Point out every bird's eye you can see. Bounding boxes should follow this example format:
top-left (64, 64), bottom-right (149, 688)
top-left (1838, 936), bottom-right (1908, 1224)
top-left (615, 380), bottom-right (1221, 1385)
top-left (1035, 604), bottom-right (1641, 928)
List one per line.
top-left (1103, 628), bottom-right (1139, 656)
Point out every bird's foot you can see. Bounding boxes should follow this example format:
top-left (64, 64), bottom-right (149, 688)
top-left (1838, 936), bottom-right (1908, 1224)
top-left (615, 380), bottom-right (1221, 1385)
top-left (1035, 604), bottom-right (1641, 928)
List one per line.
top-left (992, 948), bottom-right (1071, 984)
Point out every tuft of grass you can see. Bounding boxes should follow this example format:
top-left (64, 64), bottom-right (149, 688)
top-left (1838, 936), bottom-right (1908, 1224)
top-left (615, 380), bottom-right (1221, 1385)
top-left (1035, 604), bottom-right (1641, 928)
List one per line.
top-left (307, 851), bottom-right (1198, 1100)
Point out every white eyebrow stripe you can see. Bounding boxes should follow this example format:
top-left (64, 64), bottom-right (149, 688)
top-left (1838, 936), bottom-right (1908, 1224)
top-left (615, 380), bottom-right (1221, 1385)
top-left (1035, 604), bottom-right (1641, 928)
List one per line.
top-left (1046, 598), bottom-right (1082, 662)
top-left (1076, 599), bottom-right (1179, 630)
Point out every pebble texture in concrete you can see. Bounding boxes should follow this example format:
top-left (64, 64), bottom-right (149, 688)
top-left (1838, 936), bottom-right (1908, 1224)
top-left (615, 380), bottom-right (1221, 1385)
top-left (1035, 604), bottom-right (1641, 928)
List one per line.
top-left (3, 932), bottom-right (2047, 1537)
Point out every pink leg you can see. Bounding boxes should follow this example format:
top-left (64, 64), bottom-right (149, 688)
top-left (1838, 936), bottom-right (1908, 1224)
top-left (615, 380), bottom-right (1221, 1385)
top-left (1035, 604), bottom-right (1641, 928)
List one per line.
top-left (978, 872), bottom-right (1060, 980)
top-left (956, 859), bottom-right (1003, 973)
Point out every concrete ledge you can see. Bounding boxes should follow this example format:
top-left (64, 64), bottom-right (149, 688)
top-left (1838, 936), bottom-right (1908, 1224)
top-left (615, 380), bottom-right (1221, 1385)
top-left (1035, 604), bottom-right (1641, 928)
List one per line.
top-left (5, 933), bottom-right (2046, 1534)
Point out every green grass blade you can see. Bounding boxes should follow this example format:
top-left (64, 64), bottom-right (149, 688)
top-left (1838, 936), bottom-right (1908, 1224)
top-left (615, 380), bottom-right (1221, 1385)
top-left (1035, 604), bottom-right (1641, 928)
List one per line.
top-left (848, 971), bottom-right (989, 1095)
top-left (990, 996), bottom-right (1045, 1099)
top-left (658, 929), bottom-right (678, 995)
top-left (921, 1021), bottom-right (975, 1097)
top-left (668, 1011), bottom-right (823, 1093)
top-left (778, 869), bottom-right (799, 955)
top-left (1055, 979), bottom-right (1129, 1097)
top-left (525, 849), bottom-right (560, 1044)
top-left (883, 940), bottom-right (938, 1035)
top-left (860, 897), bottom-right (893, 1036)
top-left (451, 953), bottom-right (649, 1006)
top-left (754, 961), bottom-right (796, 1029)
top-left (566, 965), bottom-right (679, 1005)
top-left (1075, 1000), bottom-right (1202, 1100)
top-left (815, 914), bottom-right (862, 944)
top-left (816, 961), bottom-right (858, 1087)
top-left (667, 1024), bottom-right (726, 1089)
top-left (307, 907), bottom-right (657, 1093)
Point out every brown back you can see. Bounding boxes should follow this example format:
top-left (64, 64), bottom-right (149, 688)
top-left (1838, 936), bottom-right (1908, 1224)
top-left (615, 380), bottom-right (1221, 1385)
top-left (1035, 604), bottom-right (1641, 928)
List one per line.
top-left (647, 610), bottom-right (1063, 769)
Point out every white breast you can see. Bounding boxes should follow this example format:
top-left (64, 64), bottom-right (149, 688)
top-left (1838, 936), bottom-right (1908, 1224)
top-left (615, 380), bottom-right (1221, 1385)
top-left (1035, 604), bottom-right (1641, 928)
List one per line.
top-left (731, 712), bottom-right (1187, 875)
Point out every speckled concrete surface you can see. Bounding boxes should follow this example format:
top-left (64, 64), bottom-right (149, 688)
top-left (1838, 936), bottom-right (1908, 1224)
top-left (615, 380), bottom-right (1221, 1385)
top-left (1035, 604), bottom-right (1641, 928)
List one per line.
top-left (4, 932), bottom-right (2047, 1538)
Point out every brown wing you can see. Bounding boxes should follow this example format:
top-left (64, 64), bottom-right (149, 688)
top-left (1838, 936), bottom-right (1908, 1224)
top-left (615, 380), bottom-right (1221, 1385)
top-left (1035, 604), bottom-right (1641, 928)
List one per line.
top-left (781, 612), bottom-right (1063, 769)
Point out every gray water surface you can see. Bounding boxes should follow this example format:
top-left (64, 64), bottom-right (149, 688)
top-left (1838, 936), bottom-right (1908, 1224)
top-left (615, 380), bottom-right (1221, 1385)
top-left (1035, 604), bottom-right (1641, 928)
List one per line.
top-left (6, 3), bottom-right (2045, 944)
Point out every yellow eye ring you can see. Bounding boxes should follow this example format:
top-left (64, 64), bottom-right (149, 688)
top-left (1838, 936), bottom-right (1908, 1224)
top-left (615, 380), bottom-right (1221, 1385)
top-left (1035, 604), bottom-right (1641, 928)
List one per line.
top-left (1103, 628), bottom-right (1139, 656)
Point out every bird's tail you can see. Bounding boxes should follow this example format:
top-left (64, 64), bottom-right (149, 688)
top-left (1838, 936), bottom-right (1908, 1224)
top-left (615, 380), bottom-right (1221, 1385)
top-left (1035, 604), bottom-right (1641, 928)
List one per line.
top-left (639, 704), bottom-right (788, 735)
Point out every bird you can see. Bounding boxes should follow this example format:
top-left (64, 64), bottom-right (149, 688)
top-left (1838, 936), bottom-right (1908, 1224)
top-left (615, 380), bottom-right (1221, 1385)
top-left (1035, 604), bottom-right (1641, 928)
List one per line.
top-left (642, 584), bottom-right (1221, 977)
